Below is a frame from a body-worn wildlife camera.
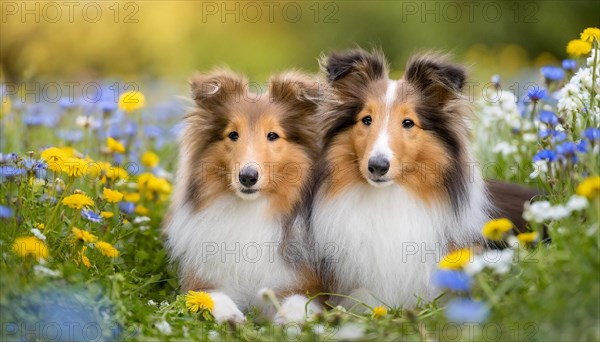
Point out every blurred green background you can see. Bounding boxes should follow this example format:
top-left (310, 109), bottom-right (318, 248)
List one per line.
top-left (1, 0), bottom-right (598, 83)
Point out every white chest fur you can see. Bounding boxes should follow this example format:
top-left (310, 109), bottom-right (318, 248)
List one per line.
top-left (311, 183), bottom-right (488, 308)
top-left (166, 196), bottom-right (297, 311)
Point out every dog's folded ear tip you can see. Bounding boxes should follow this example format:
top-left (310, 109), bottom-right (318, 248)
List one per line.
top-left (268, 72), bottom-right (321, 105)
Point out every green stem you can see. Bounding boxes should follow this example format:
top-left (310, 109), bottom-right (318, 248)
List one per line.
top-left (306, 292), bottom-right (374, 313)
top-left (530, 101), bottom-right (538, 124)
top-left (45, 178), bottom-right (74, 233)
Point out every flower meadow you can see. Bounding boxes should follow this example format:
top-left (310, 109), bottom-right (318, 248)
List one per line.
top-left (1, 28), bottom-right (599, 341)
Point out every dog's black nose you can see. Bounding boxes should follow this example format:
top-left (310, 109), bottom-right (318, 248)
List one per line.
top-left (239, 166), bottom-right (259, 187)
top-left (368, 156), bottom-right (390, 177)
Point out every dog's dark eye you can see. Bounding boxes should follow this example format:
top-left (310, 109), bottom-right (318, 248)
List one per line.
top-left (228, 131), bottom-right (239, 141)
top-left (267, 132), bottom-right (279, 141)
top-left (361, 116), bottom-right (372, 126)
top-left (402, 119), bottom-right (415, 129)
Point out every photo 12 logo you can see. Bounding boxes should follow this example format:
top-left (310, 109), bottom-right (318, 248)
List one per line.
top-left (400, 1), bottom-right (538, 23)
top-left (200, 1), bottom-right (339, 23)
top-left (1, 1), bottom-right (139, 23)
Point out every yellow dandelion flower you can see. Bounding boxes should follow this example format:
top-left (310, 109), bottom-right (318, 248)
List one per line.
top-left (96, 241), bottom-right (119, 258)
top-left (41, 147), bottom-right (67, 172)
top-left (185, 290), bottom-right (214, 313)
top-left (439, 248), bottom-right (471, 270)
top-left (62, 157), bottom-right (87, 178)
top-left (141, 151), bottom-right (160, 168)
top-left (103, 187), bottom-right (124, 203)
top-left (517, 232), bottom-right (538, 246)
top-left (566, 39), bottom-right (592, 56)
top-left (12, 236), bottom-right (49, 260)
top-left (106, 137), bottom-right (125, 154)
top-left (138, 173), bottom-right (172, 198)
top-left (149, 177), bottom-right (172, 194)
top-left (60, 146), bottom-right (78, 157)
top-left (576, 176), bottom-right (600, 199)
top-left (482, 218), bottom-right (513, 241)
top-left (137, 172), bottom-right (153, 188)
top-left (581, 27), bottom-right (600, 42)
top-left (41, 147), bottom-right (66, 163)
top-left (106, 166), bottom-right (128, 180)
top-left (35, 223), bottom-right (45, 229)
top-left (118, 91), bottom-right (146, 112)
top-left (80, 246), bottom-right (91, 268)
top-left (97, 161), bottom-right (111, 173)
top-left (100, 211), bottom-right (114, 219)
top-left (372, 306), bottom-right (388, 319)
top-left (124, 192), bottom-right (140, 203)
top-left (135, 205), bottom-right (149, 215)
top-left (71, 227), bottom-right (98, 243)
top-left (62, 193), bottom-right (94, 210)
top-left (84, 159), bottom-right (103, 180)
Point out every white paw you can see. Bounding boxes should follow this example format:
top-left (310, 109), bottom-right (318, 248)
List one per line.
top-left (274, 295), bottom-right (321, 324)
top-left (210, 292), bottom-right (246, 323)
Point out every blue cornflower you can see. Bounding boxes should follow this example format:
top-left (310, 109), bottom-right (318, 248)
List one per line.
top-left (445, 298), bottom-right (490, 324)
top-left (113, 154), bottom-right (125, 165)
top-left (99, 100), bottom-right (117, 112)
top-left (577, 140), bottom-right (589, 153)
top-left (538, 130), bottom-right (550, 139)
top-left (539, 110), bottom-right (559, 126)
top-left (562, 59), bottom-right (577, 71)
top-left (555, 142), bottom-right (577, 156)
top-left (540, 66), bottom-right (565, 81)
top-left (59, 98), bottom-right (78, 109)
top-left (432, 270), bottom-right (471, 292)
top-left (23, 114), bottom-right (45, 127)
top-left (58, 130), bottom-right (85, 143)
top-left (538, 130), bottom-right (567, 142)
top-left (527, 88), bottom-right (546, 102)
top-left (553, 131), bottom-right (567, 142)
top-left (124, 121), bottom-right (138, 136)
top-left (0, 154), bottom-right (15, 164)
top-left (22, 158), bottom-right (47, 172)
top-left (119, 201), bottom-right (135, 215)
top-left (0, 166), bottom-right (26, 181)
top-left (582, 127), bottom-right (600, 141)
top-left (24, 106), bottom-right (59, 127)
top-left (0, 153), bottom-right (18, 163)
top-left (21, 158), bottom-right (47, 179)
top-left (0, 204), bottom-right (13, 218)
top-left (533, 149), bottom-right (556, 162)
top-left (40, 194), bottom-right (57, 205)
top-left (81, 209), bottom-right (103, 223)
top-left (144, 125), bottom-right (162, 139)
top-left (106, 124), bottom-right (124, 139)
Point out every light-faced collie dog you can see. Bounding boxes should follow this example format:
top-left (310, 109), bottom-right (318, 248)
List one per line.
top-left (164, 69), bottom-right (322, 323)
top-left (311, 49), bottom-right (492, 308)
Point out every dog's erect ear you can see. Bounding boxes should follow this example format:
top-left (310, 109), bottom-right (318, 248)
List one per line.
top-left (269, 71), bottom-right (321, 113)
top-left (404, 53), bottom-right (466, 106)
top-left (322, 48), bottom-right (387, 83)
top-left (189, 69), bottom-right (246, 109)
top-left (319, 48), bottom-right (388, 104)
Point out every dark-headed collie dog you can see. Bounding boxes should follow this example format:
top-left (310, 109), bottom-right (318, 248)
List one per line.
top-left (165, 69), bottom-right (322, 322)
top-left (311, 49), bottom-right (493, 308)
